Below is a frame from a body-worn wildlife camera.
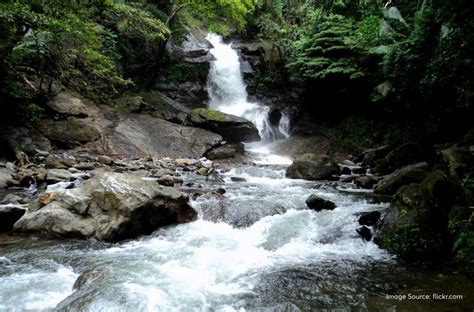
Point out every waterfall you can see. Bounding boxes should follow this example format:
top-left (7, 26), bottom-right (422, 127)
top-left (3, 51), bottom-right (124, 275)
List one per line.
top-left (206, 33), bottom-right (288, 144)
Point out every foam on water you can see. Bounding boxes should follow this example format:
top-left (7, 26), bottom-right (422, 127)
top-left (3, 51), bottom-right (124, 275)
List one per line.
top-left (0, 265), bottom-right (77, 311)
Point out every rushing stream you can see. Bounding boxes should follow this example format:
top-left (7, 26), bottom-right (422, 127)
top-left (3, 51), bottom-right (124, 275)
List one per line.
top-left (0, 34), bottom-right (473, 311)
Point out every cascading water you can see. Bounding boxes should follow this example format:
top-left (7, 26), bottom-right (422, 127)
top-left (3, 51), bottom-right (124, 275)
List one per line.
top-left (206, 33), bottom-right (288, 144)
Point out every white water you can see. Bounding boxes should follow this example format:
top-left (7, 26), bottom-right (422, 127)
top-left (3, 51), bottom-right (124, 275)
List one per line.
top-left (206, 33), bottom-right (288, 146)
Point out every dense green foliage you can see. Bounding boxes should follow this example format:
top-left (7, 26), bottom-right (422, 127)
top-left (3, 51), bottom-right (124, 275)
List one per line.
top-left (253, 0), bottom-right (473, 116)
top-left (0, 0), bottom-right (255, 106)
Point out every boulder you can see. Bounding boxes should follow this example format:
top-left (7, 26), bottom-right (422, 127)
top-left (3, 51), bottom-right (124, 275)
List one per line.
top-left (358, 211), bottom-right (381, 226)
top-left (375, 171), bottom-right (457, 261)
top-left (286, 154), bottom-right (339, 180)
top-left (354, 176), bottom-right (379, 189)
top-left (357, 226), bottom-right (372, 241)
top-left (108, 114), bottom-right (222, 159)
top-left (187, 108), bottom-right (260, 143)
top-left (231, 177), bottom-right (246, 182)
top-left (205, 143), bottom-right (245, 160)
top-left (36, 117), bottom-right (101, 146)
top-left (47, 91), bottom-right (98, 117)
top-left (374, 162), bottom-right (430, 195)
top-left (14, 172), bottom-right (197, 241)
top-left (157, 175), bottom-right (175, 187)
top-left (305, 194), bottom-right (337, 211)
top-left (0, 204), bottom-right (26, 232)
top-left (166, 27), bottom-right (213, 63)
top-left (356, 145), bottom-right (392, 167)
top-left (374, 142), bottom-right (426, 175)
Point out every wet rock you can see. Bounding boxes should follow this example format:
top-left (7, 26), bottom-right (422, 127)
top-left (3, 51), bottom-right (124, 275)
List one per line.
top-left (357, 226), bottom-right (372, 241)
top-left (14, 172), bottom-right (197, 241)
top-left (268, 108), bottom-right (282, 126)
top-left (354, 176), bottom-right (379, 189)
top-left (172, 176), bottom-right (184, 185)
top-left (374, 142), bottom-right (426, 175)
top-left (205, 143), bottom-right (245, 160)
top-left (286, 154), bottom-right (339, 180)
top-left (358, 211), bottom-right (381, 226)
top-left (215, 188), bottom-right (226, 195)
top-left (157, 175), bottom-right (175, 187)
top-left (231, 176), bottom-right (246, 182)
top-left (46, 169), bottom-right (74, 184)
top-left (188, 108), bottom-right (260, 143)
top-left (0, 204), bottom-right (26, 232)
top-left (374, 162), bottom-right (429, 195)
top-left (305, 194), bottom-right (336, 211)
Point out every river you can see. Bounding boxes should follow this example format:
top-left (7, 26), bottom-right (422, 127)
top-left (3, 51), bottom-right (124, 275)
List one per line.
top-left (0, 34), bottom-right (472, 311)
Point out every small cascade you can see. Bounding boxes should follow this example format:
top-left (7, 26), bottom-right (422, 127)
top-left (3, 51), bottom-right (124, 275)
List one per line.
top-left (206, 33), bottom-right (288, 144)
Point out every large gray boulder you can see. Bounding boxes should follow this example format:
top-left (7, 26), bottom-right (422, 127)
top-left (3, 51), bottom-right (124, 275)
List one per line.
top-left (286, 154), bottom-right (339, 180)
top-left (187, 108), bottom-right (260, 143)
top-left (108, 113), bottom-right (222, 159)
top-left (14, 172), bottom-right (197, 241)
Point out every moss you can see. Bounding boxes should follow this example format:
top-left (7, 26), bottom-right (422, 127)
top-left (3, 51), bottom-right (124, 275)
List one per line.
top-left (383, 224), bottom-right (444, 260)
top-left (192, 108), bottom-right (235, 122)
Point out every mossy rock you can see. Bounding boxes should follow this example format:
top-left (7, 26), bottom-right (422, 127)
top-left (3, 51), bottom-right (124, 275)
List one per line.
top-left (110, 96), bottom-right (143, 113)
top-left (376, 171), bottom-right (456, 261)
top-left (374, 162), bottom-right (429, 195)
top-left (187, 108), bottom-right (260, 143)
